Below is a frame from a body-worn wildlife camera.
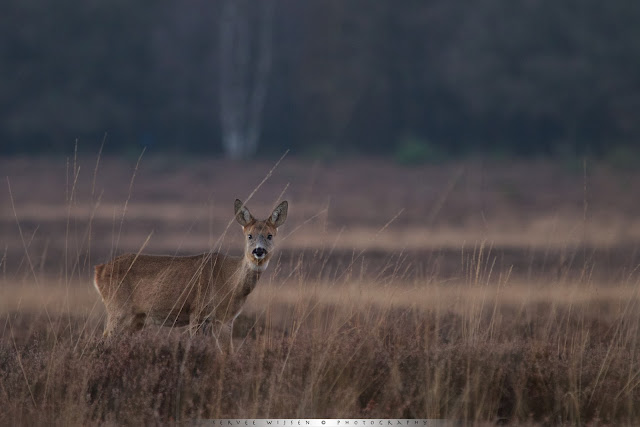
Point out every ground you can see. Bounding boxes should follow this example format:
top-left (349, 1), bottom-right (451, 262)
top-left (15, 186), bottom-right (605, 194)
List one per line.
top-left (1, 154), bottom-right (640, 423)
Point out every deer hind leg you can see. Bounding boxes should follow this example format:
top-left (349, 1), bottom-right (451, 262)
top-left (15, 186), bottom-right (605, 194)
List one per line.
top-left (129, 312), bottom-right (147, 333)
top-left (103, 310), bottom-right (146, 337)
top-left (103, 315), bottom-right (116, 338)
top-left (103, 309), bottom-right (122, 337)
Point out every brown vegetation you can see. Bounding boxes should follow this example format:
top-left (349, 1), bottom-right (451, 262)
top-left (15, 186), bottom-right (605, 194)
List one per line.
top-left (1, 155), bottom-right (640, 424)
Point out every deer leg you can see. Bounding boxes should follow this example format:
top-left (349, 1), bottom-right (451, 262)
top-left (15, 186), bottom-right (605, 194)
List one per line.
top-left (103, 313), bottom-right (117, 337)
top-left (213, 322), bottom-right (233, 353)
top-left (128, 312), bottom-right (146, 333)
top-left (103, 311), bottom-right (145, 337)
top-left (187, 315), bottom-right (232, 353)
top-left (188, 312), bottom-right (212, 337)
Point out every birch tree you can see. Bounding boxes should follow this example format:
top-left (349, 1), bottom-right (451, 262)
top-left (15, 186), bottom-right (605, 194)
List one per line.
top-left (218, 0), bottom-right (274, 159)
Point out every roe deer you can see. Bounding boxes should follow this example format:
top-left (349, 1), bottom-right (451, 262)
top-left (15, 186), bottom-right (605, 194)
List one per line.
top-left (93, 199), bottom-right (288, 351)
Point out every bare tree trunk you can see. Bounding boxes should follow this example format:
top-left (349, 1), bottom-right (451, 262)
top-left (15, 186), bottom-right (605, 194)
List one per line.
top-left (219, 0), bottom-right (274, 160)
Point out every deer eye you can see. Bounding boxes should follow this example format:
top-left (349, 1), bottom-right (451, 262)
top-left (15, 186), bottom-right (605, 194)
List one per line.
top-left (248, 234), bottom-right (253, 240)
top-left (267, 234), bottom-right (273, 240)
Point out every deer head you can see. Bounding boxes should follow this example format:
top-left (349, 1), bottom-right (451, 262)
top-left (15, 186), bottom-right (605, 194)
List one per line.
top-left (234, 199), bottom-right (288, 271)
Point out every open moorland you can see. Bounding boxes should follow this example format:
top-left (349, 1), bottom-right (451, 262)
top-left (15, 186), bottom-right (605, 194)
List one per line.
top-left (2, 154), bottom-right (640, 424)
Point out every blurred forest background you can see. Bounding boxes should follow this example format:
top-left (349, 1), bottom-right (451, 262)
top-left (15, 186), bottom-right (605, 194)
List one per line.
top-left (1, 0), bottom-right (639, 159)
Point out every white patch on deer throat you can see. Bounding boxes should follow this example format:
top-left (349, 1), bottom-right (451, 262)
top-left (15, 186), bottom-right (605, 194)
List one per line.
top-left (248, 261), bottom-right (268, 272)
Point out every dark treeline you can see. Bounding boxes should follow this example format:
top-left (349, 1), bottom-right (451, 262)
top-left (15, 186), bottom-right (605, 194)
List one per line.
top-left (1, 0), bottom-right (639, 158)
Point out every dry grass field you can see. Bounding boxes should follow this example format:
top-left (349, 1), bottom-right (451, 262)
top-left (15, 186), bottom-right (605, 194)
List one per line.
top-left (1, 153), bottom-right (640, 424)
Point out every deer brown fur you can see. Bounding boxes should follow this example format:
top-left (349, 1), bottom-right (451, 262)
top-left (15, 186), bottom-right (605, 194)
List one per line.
top-left (93, 199), bottom-right (288, 351)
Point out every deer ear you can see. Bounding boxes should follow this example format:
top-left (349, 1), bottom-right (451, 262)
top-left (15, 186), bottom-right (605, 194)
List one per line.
top-left (269, 201), bottom-right (288, 228)
top-left (234, 199), bottom-right (254, 226)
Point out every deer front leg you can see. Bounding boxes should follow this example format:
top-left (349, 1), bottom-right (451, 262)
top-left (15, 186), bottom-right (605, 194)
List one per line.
top-left (188, 315), bottom-right (232, 353)
top-left (214, 322), bottom-right (233, 353)
top-left (188, 313), bottom-right (210, 336)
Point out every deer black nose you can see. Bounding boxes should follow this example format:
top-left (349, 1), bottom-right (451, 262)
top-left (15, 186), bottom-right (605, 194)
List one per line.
top-left (252, 247), bottom-right (266, 258)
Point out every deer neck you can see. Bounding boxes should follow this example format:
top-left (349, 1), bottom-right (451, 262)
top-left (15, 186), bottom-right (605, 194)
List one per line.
top-left (235, 257), bottom-right (266, 297)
